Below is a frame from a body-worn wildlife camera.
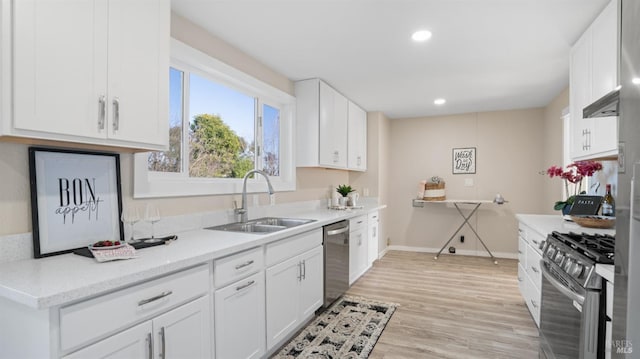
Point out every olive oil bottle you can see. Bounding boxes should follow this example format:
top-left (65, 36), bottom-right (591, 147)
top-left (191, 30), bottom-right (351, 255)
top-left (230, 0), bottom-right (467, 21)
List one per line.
top-left (602, 184), bottom-right (615, 217)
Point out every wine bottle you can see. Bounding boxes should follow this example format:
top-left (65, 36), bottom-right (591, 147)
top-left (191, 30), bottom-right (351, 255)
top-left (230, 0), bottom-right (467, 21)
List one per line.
top-left (602, 184), bottom-right (615, 217)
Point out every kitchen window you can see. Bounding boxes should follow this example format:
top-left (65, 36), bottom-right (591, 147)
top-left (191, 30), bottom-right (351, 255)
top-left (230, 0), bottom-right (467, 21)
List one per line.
top-left (134, 39), bottom-right (295, 198)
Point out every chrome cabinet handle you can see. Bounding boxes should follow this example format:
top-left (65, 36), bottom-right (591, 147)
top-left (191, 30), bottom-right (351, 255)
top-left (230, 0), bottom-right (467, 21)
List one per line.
top-left (532, 239), bottom-right (539, 245)
top-left (518, 250), bottom-right (523, 254)
top-left (517, 276), bottom-right (523, 282)
top-left (531, 266), bottom-right (540, 274)
top-left (236, 280), bottom-right (255, 291)
top-left (138, 291), bottom-right (173, 306)
top-left (302, 259), bottom-right (306, 280)
top-left (235, 260), bottom-right (254, 270)
top-left (146, 332), bottom-right (153, 359)
top-left (159, 327), bottom-right (166, 359)
top-left (98, 96), bottom-right (106, 130)
top-left (297, 262), bottom-right (302, 281)
top-left (531, 299), bottom-right (538, 309)
top-left (112, 97), bottom-right (120, 131)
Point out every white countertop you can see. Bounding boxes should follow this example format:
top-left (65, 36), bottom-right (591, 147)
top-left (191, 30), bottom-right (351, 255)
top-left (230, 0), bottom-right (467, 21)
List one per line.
top-left (516, 214), bottom-right (615, 283)
top-left (0, 204), bottom-right (384, 309)
top-left (515, 214), bottom-right (616, 237)
top-left (596, 264), bottom-right (614, 283)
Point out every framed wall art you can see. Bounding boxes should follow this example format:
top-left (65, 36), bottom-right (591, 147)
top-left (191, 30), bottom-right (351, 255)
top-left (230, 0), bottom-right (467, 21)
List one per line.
top-left (28, 147), bottom-right (124, 258)
top-left (452, 147), bottom-right (476, 174)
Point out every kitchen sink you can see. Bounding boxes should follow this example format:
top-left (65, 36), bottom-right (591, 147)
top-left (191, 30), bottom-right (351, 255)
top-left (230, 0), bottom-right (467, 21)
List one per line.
top-left (205, 217), bottom-right (316, 234)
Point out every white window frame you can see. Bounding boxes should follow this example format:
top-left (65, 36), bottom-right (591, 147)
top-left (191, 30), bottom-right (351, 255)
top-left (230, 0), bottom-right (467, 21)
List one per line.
top-left (133, 39), bottom-right (296, 198)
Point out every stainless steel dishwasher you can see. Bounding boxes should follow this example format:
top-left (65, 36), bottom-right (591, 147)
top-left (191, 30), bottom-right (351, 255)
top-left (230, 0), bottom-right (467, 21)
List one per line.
top-left (323, 220), bottom-right (350, 307)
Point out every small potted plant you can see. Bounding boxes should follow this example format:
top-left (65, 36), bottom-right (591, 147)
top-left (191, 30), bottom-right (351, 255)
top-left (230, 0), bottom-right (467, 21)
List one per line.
top-left (336, 184), bottom-right (353, 206)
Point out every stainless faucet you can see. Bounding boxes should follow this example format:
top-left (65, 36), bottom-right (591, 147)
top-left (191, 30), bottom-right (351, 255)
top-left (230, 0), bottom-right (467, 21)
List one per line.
top-left (235, 169), bottom-right (275, 223)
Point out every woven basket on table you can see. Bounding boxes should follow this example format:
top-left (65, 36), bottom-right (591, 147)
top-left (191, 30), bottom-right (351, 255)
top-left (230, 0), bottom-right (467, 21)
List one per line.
top-left (423, 181), bottom-right (446, 201)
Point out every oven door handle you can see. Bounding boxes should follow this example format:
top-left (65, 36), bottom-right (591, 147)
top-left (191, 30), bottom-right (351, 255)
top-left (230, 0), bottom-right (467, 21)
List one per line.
top-left (541, 261), bottom-right (585, 305)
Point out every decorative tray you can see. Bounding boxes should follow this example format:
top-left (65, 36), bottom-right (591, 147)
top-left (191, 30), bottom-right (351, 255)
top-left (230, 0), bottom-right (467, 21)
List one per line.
top-left (570, 215), bottom-right (615, 229)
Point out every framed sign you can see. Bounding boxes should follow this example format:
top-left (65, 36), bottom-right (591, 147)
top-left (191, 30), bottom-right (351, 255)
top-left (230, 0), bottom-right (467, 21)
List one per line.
top-left (29, 147), bottom-right (124, 258)
top-left (452, 147), bottom-right (476, 174)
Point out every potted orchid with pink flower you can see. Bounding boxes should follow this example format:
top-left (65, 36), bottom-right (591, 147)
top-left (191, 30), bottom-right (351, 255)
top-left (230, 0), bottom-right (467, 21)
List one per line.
top-left (546, 160), bottom-right (603, 214)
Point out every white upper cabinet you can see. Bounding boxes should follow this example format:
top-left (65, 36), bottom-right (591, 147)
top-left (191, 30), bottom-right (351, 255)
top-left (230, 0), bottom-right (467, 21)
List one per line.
top-left (348, 101), bottom-right (367, 171)
top-left (295, 78), bottom-right (367, 170)
top-left (570, 0), bottom-right (618, 160)
top-left (4, 0), bottom-right (169, 150)
top-left (319, 81), bottom-right (348, 168)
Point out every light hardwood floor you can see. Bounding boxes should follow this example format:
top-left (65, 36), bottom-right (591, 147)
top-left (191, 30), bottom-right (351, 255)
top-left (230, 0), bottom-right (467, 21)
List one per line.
top-left (347, 251), bottom-right (539, 359)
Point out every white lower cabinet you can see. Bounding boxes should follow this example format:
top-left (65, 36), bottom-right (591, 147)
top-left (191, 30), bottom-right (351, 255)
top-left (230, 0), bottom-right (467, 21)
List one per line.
top-left (265, 229), bottom-right (324, 352)
top-left (266, 245), bottom-right (323, 349)
top-left (349, 215), bottom-right (369, 284)
top-left (214, 271), bottom-right (266, 359)
top-left (367, 211), bottom-right (379, 266)
top-left (64, 296), bottom-right (211, 359)
top-left (517, 222), bottom-right (543, 327)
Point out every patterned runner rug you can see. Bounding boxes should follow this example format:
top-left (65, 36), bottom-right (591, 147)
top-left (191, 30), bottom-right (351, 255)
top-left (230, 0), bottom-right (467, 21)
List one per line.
top-left (273, 295), bottom-right (398, 359)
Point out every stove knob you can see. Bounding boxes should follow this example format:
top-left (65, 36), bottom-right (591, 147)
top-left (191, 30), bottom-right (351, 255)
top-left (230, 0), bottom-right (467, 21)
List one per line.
top-left (554, 251), bottom-right (564, 264)
top-left (571, 263), bottom-right (584, 278)
top-left (563, 258), bottom-right (573, 272)
top-left (547, 247), bottom-right (556, 259)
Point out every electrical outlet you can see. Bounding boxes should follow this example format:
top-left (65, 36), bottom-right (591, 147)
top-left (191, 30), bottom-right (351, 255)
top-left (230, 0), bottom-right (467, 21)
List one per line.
top-left (464, 178), bottom-right (474, 187)
top-left (386, 237), bottom-right (390, 245)
top-left (460, 235), bottom-right (465, 243)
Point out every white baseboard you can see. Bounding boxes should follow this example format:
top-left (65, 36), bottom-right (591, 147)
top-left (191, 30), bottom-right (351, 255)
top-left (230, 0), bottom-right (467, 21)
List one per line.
top-left (386, 245), bottom-right (518, 260)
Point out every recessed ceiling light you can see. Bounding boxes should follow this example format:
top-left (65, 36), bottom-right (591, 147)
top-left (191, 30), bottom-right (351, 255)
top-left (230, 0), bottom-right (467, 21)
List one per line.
top-left (632, 77), bottom-right (640, 85)
top-left (434, 98), bottom-right (446, 105)
top-left (411, 30), bottom-right (432, 42)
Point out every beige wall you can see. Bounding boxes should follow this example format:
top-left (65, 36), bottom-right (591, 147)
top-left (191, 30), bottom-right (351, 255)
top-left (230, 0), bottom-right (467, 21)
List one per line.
top-left (387, 108), bottom-right (548, 255)
top-left (0, 14), bottom-right (349, 236)
top-left (541, 87), bottom-right (569, 214)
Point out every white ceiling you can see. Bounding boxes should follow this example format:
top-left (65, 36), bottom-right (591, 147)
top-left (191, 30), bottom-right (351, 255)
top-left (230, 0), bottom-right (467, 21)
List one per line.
top-left (171, 0), bottom-right (610, 119)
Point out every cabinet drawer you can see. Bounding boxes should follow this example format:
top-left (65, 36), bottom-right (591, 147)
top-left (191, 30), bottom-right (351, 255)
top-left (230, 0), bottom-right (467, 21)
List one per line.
top-left (349, 215), bottom-right (367, 232)
top-left (528, 230), bottom-right (545, 255)
top-left (518, 236), bottom-right (527, 266)
top-left (517, 262), bottom-right (527, 299)
top-left (526, 274), bottom-right (541, 328)
top-left (266, 229), bottom-right (322, 267)
top-left (518, 224), bottom-right (528, 242)
top-left (214, 246), bottom-right (264, 288)
top-left (526, 247), bottom-right (542, 290)
top-left (60, 264), bottom-right (209, 352)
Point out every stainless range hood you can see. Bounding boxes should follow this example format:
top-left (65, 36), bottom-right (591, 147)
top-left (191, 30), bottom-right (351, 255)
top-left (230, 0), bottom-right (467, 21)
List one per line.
top-left (583, 87), bottom-right (620, 118)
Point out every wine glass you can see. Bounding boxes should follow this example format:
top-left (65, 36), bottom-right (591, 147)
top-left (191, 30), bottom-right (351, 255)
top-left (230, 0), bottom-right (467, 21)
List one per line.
top-left (121, 206), bottom-right (141, 244)
top-left (145, 204), bottom-right (161, 240)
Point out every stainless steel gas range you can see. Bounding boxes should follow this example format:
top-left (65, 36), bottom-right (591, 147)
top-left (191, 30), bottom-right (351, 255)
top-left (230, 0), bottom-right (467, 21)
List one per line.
top-left (539, 231), bottom-right (615, 359)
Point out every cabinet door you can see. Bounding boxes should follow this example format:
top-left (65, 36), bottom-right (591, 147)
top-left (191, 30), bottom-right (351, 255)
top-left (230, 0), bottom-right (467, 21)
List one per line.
top-left (153, 296), bottom-right (212, 359)
top-left (12, 0), bottom-right (108, 139)
top-left (569, 30), bottom-right (593, 159)
top-left (368, 212), bottom-right (379, 266)
top-left (591, 0), bottom-right (618, 101)
top-left (319, 81), bottom-right (348, 168)
top-left (215, 272), bottom-right (265, 359)
top-left (349, 228), bottom-right (368, 284)
top-left (347, 101), bottom-right (367, 171)
top-left (265, 256), bottom-right (302, 350)
top-left (299, 246), bottom-right (324, 319)
top-left (106, 0), bottom-right (169, 148)
top-left (63, 321), bottom-right (152, 359)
